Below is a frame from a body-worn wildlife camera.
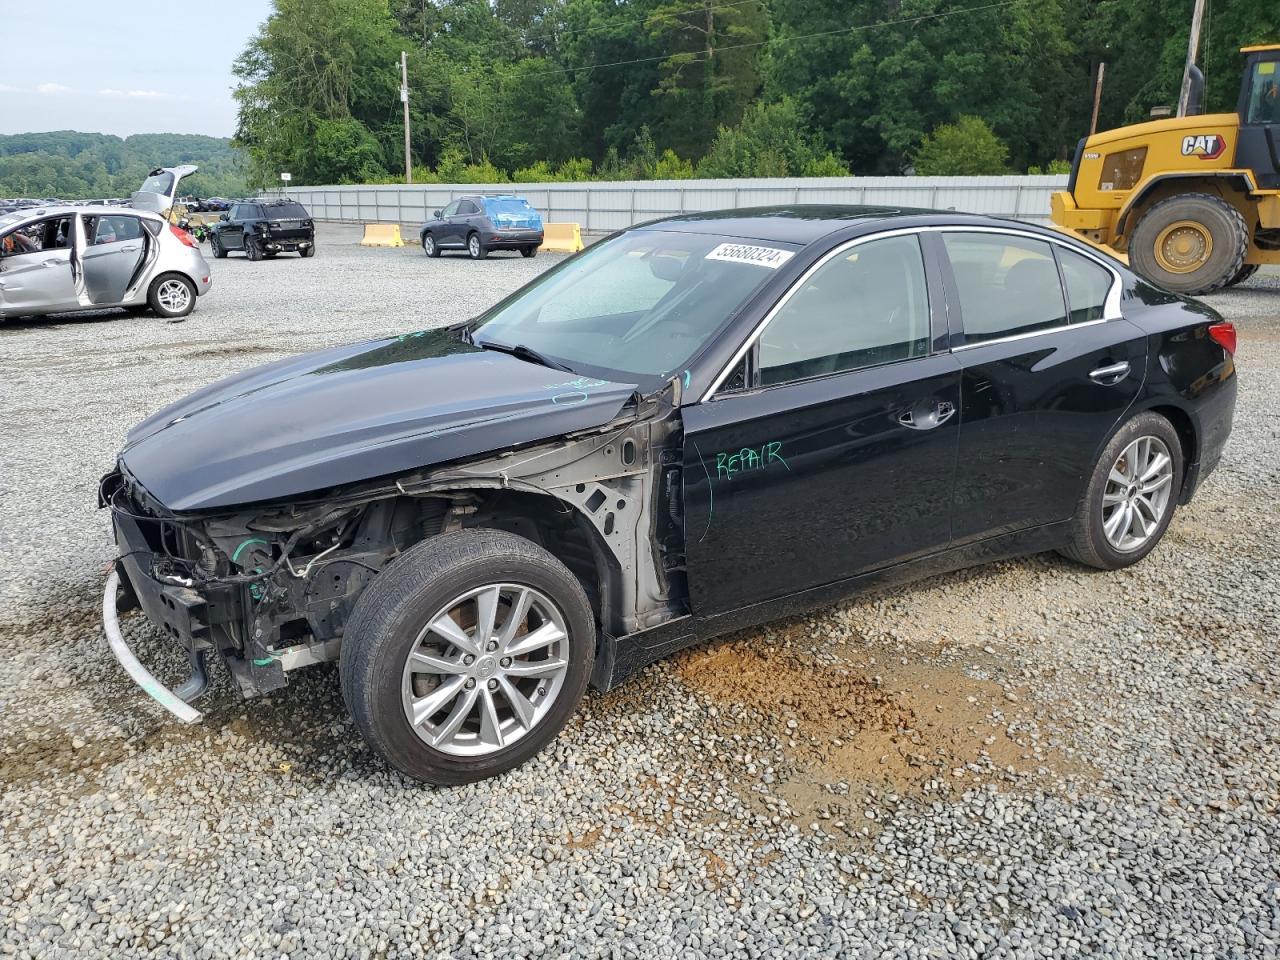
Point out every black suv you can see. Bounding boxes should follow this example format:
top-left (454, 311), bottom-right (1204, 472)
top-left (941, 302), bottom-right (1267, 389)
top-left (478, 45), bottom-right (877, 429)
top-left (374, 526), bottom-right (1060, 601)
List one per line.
top-left (211, 199), bottom-right (315, 261)
top-left (420, 194), bottom-right (544, 260)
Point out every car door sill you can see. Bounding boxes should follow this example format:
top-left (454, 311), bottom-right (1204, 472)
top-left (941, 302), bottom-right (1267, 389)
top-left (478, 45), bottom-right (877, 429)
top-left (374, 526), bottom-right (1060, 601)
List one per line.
top-left (598, 519), bottom-right (1072, 690)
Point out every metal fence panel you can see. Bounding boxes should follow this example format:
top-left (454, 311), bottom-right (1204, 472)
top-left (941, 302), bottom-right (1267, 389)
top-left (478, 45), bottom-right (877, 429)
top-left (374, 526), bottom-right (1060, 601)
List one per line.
top-left (264, 175), bottom-right (1067, 231)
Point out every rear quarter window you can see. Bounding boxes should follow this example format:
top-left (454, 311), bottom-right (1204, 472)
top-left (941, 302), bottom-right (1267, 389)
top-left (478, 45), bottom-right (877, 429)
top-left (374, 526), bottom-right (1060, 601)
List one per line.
top-left (1057, 247), bottom-right (1113, 323)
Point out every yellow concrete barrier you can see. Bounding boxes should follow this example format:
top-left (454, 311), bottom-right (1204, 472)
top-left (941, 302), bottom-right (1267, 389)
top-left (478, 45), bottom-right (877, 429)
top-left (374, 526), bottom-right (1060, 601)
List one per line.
top-left (361, 223), bottom-right (405, 247)
top-left (539, 222), bottom-right (584, 253)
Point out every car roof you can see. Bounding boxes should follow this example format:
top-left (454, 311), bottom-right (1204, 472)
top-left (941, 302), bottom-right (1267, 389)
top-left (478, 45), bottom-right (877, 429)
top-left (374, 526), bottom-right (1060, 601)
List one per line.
top-left (630, 205), bottom-right (1056, 246)
top-left (0, 205), bottom-right (164, 225)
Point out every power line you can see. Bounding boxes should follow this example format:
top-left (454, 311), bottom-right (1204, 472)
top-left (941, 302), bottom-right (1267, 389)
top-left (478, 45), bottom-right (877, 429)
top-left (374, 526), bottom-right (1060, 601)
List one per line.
top-left (519, 0), bottom-right (1024, 79)
top-left (508, 0), bottom-right (766, 50)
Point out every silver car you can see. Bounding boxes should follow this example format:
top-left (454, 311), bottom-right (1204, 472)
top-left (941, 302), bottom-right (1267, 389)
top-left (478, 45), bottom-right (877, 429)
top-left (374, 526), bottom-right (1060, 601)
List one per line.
top-left (0, 165), bottom-right (212, 321)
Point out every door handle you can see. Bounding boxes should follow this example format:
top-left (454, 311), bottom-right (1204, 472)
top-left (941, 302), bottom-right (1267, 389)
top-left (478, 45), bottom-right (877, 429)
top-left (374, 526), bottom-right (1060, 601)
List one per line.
top-left (899, 400), bottom-right (956, 431)
top-left (121, 245), bottom-right (139, 252)
top-left (42, 259), bottom-right (62, 267)
top-left (1089, 361), bottom-right (1130, 384)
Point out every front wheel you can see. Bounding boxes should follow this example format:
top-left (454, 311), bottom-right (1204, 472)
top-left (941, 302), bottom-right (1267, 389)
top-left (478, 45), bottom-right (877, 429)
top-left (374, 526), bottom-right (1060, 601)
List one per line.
top-left (422, 233), bottom-right (439, 258)
top-left (340, 529), bottom-right (595, 785)
top-left (1129, 193), bottom-right (1248, 295)
top-left (210, 235), bottom-right (227, 259)
top-left (1059, 412), bottom-right (1183, 570)
top-left (147, 274), bottom-right (196, 320)
top-left (467, 233), bottom-right (487, 260)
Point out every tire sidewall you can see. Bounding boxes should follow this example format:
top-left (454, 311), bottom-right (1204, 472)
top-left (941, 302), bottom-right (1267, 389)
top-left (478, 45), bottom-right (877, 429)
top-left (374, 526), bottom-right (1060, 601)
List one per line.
top-left (467, 233), bottom-right (485, 260)
top-left (1081, 412), bottom-right (1184, 568)
top-left (422, 234), bottom-right (436, 257)
top-left (343, 533), bottom-right (595, 784)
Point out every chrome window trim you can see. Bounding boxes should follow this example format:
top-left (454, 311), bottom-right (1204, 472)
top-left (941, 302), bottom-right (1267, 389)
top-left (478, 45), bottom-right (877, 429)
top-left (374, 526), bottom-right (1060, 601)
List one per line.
top-left (699, 224), bottom-right (1125, 403)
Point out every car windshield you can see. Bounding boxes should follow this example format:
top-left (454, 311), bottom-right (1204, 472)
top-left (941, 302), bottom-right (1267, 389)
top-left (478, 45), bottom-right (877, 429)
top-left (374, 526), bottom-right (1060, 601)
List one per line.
top-left (471, 230), bottom-right (793, 384)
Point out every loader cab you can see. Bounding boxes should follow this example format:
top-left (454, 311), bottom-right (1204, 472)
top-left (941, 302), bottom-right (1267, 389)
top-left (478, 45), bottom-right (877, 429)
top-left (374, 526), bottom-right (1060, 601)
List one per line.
top-left (1236, 45), bottom-right (1280, 188)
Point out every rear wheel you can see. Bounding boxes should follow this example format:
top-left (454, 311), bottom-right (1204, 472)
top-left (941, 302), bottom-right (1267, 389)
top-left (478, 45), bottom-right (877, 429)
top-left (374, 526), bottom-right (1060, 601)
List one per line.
top-left (422, 233), bottom-right (439, 258)
top-left (1059, 411), bottom-right (1183, 570)
top-left (340, 529), bottom-right (595, 784)
top-left (246, 238), bottom-right (263, 262)
top-left (521, 245), bottom-right (538, 258)
top-left (301, 244), bottom-right (316, 258)
top-left (1129, 193), bottom-right (1248, 295)
top-left (147, 274), bottom-right (196, 320)
top-left (467, 233), bottom-right (487, 260)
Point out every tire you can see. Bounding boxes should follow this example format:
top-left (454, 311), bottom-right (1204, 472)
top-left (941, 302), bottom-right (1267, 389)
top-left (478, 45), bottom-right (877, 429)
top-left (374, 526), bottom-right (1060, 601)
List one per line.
top-left (1223, 263), bottom-right (1258, 288)
top-left (467, 232), bottom-right (487, 260)
top-left (422, 233), bottom-right (439, 258)
top-left (1059, 411), bottom-right (1184, 570)
top-left (210, 235), bottom-right (227, 259)
top-left (246, 238), bottom-right (263, 262)
top-left (521, 245), bottom-right (538, 259)
top-left (340, 529), bottom-right (595, 785)
top-left (146, 274), bottom-right (197, 320)
top-left (301, 243), bottom-right (316, 258)
top-left (1129, 193), bottom-right (1248, 295)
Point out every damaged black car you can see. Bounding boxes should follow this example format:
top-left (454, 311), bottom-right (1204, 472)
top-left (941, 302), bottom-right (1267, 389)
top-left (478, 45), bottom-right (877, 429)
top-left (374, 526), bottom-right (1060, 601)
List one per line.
top-left (101, 207), bottom-right (1236, 784)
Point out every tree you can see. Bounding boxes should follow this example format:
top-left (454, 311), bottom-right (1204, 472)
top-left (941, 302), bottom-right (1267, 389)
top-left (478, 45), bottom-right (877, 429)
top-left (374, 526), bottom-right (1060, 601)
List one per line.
top-left (913, 116), bottom-right (1009, 176)
top-left (697, 98), bottom-right (842, 178)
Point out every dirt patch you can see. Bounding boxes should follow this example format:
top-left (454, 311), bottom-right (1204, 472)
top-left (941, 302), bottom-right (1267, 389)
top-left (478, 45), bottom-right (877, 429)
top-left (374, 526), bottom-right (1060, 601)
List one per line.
top-left (674, 623), bottom-right (1082, 836)
top-left (184, 344), bottom-right (287, 360)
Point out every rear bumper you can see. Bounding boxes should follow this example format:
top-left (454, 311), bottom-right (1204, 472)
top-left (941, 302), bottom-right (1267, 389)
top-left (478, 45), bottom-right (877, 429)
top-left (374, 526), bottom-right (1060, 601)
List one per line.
top-left (261, 234), bottom-right (314, 253)
top-left (485, 232), bottom-right (543, 248)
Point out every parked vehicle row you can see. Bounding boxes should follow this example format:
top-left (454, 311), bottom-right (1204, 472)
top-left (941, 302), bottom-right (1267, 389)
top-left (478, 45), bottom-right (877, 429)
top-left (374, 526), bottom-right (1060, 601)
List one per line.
top-left (99, 205), bottom-right (1237, 785)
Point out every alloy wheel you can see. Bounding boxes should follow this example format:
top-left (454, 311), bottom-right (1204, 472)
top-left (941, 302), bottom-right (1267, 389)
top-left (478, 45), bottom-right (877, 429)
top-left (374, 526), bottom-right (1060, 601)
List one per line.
top-left (400, 583), bottom-right (570, 757)
top-left (156, 279), bottom-right (191, 314)
top-left (1102, 436), bottom-right (1174, 552)
top-left (468, 235), bottom-right (481, 258)
top-left (423, 235), bottom-right (435, 256)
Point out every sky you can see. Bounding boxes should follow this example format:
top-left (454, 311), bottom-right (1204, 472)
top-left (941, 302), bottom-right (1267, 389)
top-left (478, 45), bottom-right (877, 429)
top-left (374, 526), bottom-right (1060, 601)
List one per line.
top-left (0, 0), bottom-right (272, 138)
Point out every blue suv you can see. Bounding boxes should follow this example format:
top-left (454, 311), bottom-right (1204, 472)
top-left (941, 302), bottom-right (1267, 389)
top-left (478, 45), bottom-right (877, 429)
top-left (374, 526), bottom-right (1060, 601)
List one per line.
top-left (420, 195), bottom-right (545, 260)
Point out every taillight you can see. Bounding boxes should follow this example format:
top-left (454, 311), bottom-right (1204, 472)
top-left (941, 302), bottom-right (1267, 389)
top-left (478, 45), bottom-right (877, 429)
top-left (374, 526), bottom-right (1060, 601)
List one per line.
top-left (169, 224), bottom-right (197, 248)
top-left (1208, 321), bottom-right (1236, 356)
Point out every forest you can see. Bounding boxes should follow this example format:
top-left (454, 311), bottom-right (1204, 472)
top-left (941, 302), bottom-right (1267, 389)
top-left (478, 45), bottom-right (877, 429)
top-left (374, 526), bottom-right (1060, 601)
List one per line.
top-left (4, 0), bottom-right (1275, 195)
top-left (0, 133), bottom-right (248, 199)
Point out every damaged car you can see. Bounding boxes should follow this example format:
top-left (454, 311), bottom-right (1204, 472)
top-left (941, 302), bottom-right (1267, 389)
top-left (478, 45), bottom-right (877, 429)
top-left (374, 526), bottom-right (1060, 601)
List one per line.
top-left (0, 165), bottom-right (211, 321)
top-left (101, 207), bottom-right (1236, 784)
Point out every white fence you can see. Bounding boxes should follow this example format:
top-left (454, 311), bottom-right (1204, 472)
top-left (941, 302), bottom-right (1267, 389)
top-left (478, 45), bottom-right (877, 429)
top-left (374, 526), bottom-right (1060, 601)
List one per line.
top-left (265, 175), bottom-right (1068, 233)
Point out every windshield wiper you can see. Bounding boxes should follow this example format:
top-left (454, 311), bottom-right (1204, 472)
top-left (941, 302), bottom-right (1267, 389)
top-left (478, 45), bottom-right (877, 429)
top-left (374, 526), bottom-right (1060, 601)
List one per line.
top-left (475, 339), bottom-right (572, 372)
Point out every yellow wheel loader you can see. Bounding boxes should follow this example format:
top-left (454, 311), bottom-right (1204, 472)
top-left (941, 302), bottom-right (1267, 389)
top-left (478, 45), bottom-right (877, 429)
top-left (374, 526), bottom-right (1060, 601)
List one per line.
top-left (1052, 45), bottom-right (1280, 294)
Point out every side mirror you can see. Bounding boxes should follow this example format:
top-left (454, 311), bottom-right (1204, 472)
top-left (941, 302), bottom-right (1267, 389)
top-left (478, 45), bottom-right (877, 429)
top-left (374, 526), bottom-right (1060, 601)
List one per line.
top-left (219, 214), bottom-right (229, 222)
top-left (433, 209), bottom-right (442, 219)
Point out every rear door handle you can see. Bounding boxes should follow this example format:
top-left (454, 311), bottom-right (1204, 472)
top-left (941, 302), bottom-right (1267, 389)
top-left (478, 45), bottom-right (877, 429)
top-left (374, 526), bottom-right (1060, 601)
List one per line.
top-left (42, 258), bottom-right (62, 267)
top-left (899, 400), bottom-right (956, 431)
top-left (1089, 361), bottom-right (1130, 384)
top-left (121, 245), bottom-right (139, 252)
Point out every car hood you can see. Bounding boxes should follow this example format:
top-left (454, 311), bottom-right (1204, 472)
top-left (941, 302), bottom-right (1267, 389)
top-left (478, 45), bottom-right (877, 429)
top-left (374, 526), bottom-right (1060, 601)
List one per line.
top-left (119, 329), bottom-right (638, 512)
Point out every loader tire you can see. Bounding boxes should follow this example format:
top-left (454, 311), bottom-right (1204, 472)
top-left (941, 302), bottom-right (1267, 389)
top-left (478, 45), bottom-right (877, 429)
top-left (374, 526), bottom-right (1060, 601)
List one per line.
top-left (1129, 193), bottom-right (1248, 296)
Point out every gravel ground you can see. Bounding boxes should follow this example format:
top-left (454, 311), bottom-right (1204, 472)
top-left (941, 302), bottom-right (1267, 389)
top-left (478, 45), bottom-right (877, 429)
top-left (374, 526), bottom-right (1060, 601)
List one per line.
top-left (1, 224), bottom-right (1277, 959)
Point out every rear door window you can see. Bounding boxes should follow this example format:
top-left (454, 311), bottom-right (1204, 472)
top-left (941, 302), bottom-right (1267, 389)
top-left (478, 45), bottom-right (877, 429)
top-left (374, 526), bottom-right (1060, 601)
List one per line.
top-left (1057, 247), bottom-right (1113, 323)
top-left (942, 233), bottom-right (1067, 344)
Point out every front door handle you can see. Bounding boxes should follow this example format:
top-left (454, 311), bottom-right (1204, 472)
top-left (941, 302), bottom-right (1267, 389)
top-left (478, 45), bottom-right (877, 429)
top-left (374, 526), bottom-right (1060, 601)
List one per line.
top-left (1089, 360), bottom-right (1130, 384)
top-left (121, 245), bottom-right (139, 252)
top-left (899, 400), bottom-right (956, 431)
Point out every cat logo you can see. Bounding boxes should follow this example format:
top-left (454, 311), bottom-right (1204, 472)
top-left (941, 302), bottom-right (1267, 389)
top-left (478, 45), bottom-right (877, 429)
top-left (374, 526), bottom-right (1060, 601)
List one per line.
top-left (1180, 133), bottom-right (1227, 160)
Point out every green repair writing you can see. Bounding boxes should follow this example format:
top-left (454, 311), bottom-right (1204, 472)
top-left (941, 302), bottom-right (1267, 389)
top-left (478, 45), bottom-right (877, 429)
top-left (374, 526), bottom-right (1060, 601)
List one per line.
top-left (715, 441), bottom-right (788, 479)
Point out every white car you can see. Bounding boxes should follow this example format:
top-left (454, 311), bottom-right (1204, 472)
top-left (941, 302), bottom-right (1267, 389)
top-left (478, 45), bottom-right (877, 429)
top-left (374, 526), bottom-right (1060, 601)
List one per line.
top-left (0, 165), bottom-right (212, 321)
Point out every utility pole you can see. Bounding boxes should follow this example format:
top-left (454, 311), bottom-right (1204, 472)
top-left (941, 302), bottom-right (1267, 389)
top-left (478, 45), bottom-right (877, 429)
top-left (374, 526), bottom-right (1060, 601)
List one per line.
top-left (1089, 61), bottom-right (1106, 134)
top-left (400, 50), bottom-right (412, 184)
top-left (1176, 0), bottom-right (1207, 117)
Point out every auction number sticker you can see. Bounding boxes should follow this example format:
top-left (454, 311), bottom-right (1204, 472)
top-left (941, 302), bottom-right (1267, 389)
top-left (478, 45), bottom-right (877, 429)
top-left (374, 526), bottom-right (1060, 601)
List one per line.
top-left (704, 242), bottom-right (794, 269)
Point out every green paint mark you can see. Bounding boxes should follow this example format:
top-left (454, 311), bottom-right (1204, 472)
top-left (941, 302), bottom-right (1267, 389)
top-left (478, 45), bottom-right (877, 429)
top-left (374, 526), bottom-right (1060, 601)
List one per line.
top-left (715, 441), bottom-right (789, 480)
top-left (253, 657), bottom-right (275, 667)
top-left (683, 369), bottom-right (691, 389)
top-left (691, 439), bottom-right (714, 544)
top-left (231, 538), bottom-right (269, 563)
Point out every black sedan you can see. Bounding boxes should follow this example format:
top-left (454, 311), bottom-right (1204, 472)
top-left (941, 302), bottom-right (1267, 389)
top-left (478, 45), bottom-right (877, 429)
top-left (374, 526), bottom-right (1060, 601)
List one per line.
top-left (100, 206), bottom-right (1236, 784)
